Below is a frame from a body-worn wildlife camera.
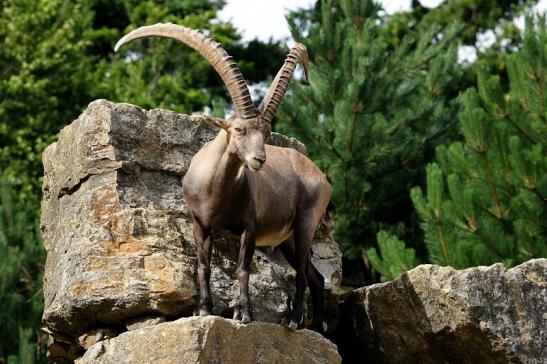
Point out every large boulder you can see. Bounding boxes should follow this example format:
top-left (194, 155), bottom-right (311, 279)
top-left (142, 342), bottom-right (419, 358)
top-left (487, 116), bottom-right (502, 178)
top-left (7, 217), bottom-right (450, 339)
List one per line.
top-left (76, 316), bottom-right (341, 364)
top-left (338, 259), bottom-right (546, 364)
top-left (41, 100), bottom-right (342, 343)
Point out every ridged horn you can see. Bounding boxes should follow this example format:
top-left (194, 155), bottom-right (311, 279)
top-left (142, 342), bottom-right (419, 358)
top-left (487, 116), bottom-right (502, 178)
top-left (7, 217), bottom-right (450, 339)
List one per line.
top-left (115, 23), bottom-right (257, 119)
top-left (258, 43), bottom-right (309, 124)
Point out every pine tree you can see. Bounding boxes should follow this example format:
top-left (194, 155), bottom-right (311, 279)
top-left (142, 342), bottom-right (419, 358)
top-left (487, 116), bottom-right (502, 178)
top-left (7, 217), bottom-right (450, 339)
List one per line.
top-left (366, 231), bottom-right (419, 282)
top-left (384, 0), bottom-right (539, 112)
top-left (0, 178), bottom-right (45, 363)
top-left (94, 0), bottom-right (285, 115)
top-left (0, 0), bottom-right (97, 199)
top-left (399, 0), bottom-right (535, 46)
top-left (410, 16), bottom-right (546, 268)
top-left (278, 0), bottom-right (462, 260)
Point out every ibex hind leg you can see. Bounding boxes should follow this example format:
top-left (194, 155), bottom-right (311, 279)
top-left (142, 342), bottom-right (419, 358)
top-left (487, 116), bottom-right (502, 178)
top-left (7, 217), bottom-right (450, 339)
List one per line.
top-left (280, 242), bottom-right (326, 332)
top-left (279, 238), bottom-right (296, 327)
top-left (307, 262), bottom-right (327, 333)
top-left (281, 217), bottom-right (324, 331)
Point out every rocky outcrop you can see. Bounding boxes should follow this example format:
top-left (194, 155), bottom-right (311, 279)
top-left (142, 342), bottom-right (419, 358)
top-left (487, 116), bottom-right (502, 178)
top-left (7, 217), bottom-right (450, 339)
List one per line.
top-left (76, 316), bottom-right (341, 364)
top-left (44, 100), bottom-right (545, 364)
top-left (338, 259), bottom-right (547, 364)
top-left (40, 100), bottom-right (342, 359)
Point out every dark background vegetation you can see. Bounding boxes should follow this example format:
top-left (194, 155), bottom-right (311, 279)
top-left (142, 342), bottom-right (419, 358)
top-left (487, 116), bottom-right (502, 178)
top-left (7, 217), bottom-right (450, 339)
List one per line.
top-left (0, 0), bottom-right (544, 362)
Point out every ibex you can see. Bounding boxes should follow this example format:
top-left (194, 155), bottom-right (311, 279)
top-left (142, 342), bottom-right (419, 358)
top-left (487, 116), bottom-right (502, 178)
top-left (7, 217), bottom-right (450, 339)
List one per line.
top-left (115, 24), bottom-right (331, 332)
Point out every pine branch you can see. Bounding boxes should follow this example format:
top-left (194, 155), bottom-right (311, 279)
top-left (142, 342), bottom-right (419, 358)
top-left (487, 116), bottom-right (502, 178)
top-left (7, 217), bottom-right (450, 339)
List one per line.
top-left (478, 151), bottom-right (503, 218)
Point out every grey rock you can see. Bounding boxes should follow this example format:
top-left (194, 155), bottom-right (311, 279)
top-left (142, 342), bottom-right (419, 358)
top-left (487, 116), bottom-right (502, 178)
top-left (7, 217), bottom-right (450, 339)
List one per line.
top-left (78, 329), bottom-right (117, 350)
top-left (41, 99), bottom-right (342, 338)
top-left (76, 316), bottom-right (341, 364)
top-left (125, 316), bottom-right (166, 331)
top-left (269, 132), bottom-right (306, 154)
top-left (339, 258), bottom-right (547, 364)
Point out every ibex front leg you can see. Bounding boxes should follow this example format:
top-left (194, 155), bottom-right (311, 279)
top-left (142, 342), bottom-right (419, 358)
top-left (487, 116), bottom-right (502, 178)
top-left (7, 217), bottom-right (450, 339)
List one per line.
top-left (233, 228), bottom-right (255, 323)
top-left (193, 221), bottom-right (213, 316)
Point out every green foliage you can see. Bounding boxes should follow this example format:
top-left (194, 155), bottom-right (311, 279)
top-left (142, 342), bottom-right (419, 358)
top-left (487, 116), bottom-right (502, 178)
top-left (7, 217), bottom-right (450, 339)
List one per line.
top-left (0, 0), bottom-right (286, 198)
top-left (367, 231), bottom-right (419, 282)
top-left (414, 0), bottom-right (533, 45)
top-left (91, 0), bottom-right (287, 115)
top-left (279, 0), bottom-right (462, 258)
top-left (0, 177), bottom-right (45, 362)
top-left (0, 0), bottom-right (97, 198)
top-left (6, 328), bottom-right (36, 364)
top-left (96, 0), bottom-right (240, 113)
top-left (383, 0), bottom-right (538, 110)
top-left (411, 17), bottom-right (547, 268)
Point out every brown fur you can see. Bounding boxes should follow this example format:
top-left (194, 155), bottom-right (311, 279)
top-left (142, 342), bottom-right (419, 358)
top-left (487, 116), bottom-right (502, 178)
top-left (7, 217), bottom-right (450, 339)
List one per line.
top-left (183, 119), bottom-right (331, 331)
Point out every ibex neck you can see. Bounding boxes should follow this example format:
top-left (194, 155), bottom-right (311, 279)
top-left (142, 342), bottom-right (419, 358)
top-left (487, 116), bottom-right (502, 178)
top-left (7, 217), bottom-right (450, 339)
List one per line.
top-left (209, 129), bottom-right (246, 192)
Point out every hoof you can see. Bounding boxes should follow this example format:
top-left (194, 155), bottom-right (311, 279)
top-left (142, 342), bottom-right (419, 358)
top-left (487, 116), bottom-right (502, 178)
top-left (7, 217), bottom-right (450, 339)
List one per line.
top-left (288, 320), bottom-right (298, 330)
top-left (289, 313), bottom-right (304, 330)
top-left (241, 314), bottom-right (252, 324)
top-left (233, 306), bottom-right (242, 320)
top-left (233, 305), bottom-right (252, 323)
top-left (311, 320), bottom-right (328, 333)
top-left (193, 306), bottom-right (212, 317)
top-left (199, 310), bottom-right (211, 317)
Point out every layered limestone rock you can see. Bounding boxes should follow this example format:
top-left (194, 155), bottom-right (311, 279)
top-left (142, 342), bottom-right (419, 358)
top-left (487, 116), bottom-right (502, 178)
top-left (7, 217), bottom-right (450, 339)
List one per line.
top-left (338, 258), bottom-right (547, 364)
top-left (76, 316), bottom-right (341, 364)
top-left (41, 100), bottom-right (342, 346)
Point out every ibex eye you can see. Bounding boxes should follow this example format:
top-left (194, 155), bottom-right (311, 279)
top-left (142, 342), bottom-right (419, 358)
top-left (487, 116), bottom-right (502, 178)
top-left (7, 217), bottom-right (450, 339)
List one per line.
top-left (234, 127), bottom-right (243, 133)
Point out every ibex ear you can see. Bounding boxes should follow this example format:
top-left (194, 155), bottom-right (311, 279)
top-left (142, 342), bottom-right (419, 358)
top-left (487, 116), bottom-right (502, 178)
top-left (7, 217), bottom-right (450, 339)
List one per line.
top-left (190, 114), bottom-right (231, 130)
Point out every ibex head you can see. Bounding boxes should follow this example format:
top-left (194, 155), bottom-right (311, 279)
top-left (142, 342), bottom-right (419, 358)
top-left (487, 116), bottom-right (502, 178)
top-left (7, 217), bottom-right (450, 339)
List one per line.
top-left (115, 23), bottom-right (308, 171)
top-left (201, 114), bottom-right (271, 170)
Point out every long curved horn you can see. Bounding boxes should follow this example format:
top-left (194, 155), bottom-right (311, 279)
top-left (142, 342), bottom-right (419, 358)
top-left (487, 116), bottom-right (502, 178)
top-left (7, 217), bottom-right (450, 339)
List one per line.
top-left (258, 43), bottom-right (309, 124)
top-left (115, 23), bottom-right (257, 119)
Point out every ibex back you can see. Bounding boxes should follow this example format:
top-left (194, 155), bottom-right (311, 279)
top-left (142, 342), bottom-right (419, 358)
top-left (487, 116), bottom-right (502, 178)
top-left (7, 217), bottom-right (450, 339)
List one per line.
top-left (115, 23), bottom-right (332, 332)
